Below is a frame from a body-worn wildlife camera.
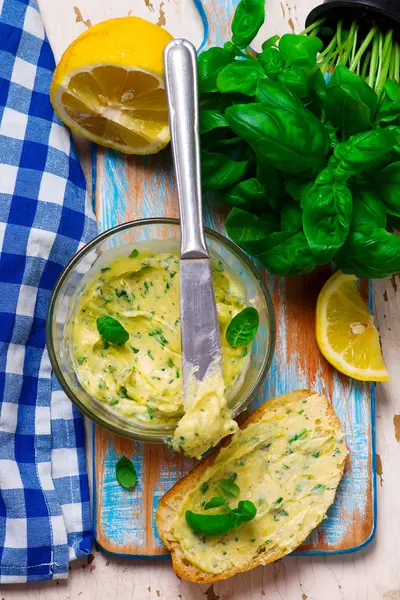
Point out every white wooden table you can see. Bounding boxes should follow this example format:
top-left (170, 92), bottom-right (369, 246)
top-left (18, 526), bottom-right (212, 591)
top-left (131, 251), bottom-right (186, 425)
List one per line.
top-left (4, 1), bottom-right (400, 598)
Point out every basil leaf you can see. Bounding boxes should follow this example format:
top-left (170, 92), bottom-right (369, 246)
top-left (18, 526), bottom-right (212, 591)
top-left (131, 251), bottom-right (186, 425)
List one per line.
top-left (259, 47), bottom-right (285, 79)
top-left (350, 186), bottom-right (386, 230)
top-left (235, 500), bottom-right (257, 521)
top-left (336, 228), bottom-right (400, 278)
top-left (261, 35), bottom-right (280, 50)
top-left (325, 67), bottom-right (378, 139)
top-left (204, 496), bottom-right (226, 510)
top-left (279, 34), bottom-right (323, 70)
top-left (219, 478), bottom-right (241, 497)
top-left (116, 456), bottom-right (137, 489)
top-left (334, 128), bottom-right (396, 178)
top-left (129, 248), bottom-right (139, 258)
top-left (217, 60), bottom-right (265, 96)
top-left (225, 307), bottom-right (259, 348)
top-left (225, 207), bottom-right (280, 255)
top-left (201, 150), bottom-right (248, 190)
top-left (303, 182), bottom-right (352, 264)
top-left (378, 162), bottom-right (400, 217)
top-left (256, 155), bottom-right (283, 210)
top-left (97, 316), bottom-right (129, 345)
top-left (277, 67), bottom-right (309, 98)
top-left (375, 79), bottom-right (400, 124)
top-left (256, 77), bottom-right (303, 111)
top-left (186, 511), bottom-right (234, 535)
top-left (223, 178), bottom-right (268, 211)
top-left (231, 0), bottom-right (265, 49)
top-left (280, 196), bottom-right (303, 232)
top-left (198, 47), bottom-right (233, 93)
top-left (225, 103), bottom-right (329, 175)
top-left (307, 69), bottom-right (327, 118)
top-left (259, 232), bottom-right (316, 276)
top-left (199, 110), bottom-right (229, 135)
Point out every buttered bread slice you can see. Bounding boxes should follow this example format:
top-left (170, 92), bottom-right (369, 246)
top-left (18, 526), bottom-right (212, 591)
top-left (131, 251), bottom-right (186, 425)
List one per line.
top-left (156, 390), bottom-right (348, 583)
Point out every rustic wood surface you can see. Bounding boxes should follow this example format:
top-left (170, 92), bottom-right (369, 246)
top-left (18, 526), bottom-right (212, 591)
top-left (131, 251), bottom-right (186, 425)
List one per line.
top-left (4, 0), bottom-right (399, 598)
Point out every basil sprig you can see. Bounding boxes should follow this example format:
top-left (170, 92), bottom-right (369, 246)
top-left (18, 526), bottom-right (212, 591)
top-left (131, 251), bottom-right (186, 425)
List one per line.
top-left (186, 476), bottom-right (257, 536)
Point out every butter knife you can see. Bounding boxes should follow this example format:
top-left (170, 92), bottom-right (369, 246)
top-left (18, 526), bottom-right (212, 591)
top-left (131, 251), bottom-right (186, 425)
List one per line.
top-left (164, 39), bottom-right (222, 389)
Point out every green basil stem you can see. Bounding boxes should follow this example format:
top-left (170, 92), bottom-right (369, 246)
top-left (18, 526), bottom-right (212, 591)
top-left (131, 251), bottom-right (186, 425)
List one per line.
top-left (351, 24), bottom-right (359, 64)
top-left (395, 43), bottom-right (400, 82)
top-left (376, 30), bottom-right (393, 98)
top-left (361, 51), bottom-right (372, 81)
top-left (389, 48), bottom-right (396, 80)
top-left (339, 21), bottom-right (357, 67)
top-left (368, 33), bottom-right (380, 89)
top-left (300, 17), bottom-right (325, 37)
top-left (375, 31), bottom-right (384, 90)
top-left (349, 26), bottom-right (377, 73)
top-left (336, 19), bottom-right (343, 59)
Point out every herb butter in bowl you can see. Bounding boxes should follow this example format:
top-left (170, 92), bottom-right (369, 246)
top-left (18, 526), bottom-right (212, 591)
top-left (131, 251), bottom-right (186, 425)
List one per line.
top-left (47, 219), bottom-right (275, 452)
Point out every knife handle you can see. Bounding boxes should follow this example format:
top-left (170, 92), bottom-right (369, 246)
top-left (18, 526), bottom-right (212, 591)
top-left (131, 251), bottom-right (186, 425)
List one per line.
top-left (164, 39), bottom-right (209, 260)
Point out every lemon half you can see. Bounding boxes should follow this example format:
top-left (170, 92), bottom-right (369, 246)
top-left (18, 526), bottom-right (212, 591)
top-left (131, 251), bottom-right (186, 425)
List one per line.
top-left (316, 270), bottom-right (389, 382)
top-left (50, 17), bottom-right (173, 154)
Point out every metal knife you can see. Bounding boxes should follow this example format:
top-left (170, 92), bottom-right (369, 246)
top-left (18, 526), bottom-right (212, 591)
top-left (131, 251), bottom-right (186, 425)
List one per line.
top-left (164, 39), bottom-right (222, 390)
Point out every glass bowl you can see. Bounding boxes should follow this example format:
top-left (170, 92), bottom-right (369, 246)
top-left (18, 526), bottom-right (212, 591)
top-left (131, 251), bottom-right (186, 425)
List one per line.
top-left (46, 218), bottom-right (276, 443)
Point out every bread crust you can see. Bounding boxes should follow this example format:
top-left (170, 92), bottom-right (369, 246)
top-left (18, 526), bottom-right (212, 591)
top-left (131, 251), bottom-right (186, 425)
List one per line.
top-left (156, 389), bottom-right (347, 583)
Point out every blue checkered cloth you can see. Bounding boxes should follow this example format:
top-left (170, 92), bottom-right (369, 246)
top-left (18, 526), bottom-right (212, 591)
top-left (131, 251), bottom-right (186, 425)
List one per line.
top-left (0, 0), bottom-right (96, 583)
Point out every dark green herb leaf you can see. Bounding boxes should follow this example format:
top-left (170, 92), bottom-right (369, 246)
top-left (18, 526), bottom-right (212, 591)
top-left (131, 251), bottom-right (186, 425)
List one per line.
top-left (258, 232), bottom-right (316, 276)
top-left (223, 178), bottom-right (268, 211)
top-left (350, 186), bottom-right (386, 231)
top-left (277, 67), bottom-right (309, 98)
top-left (198, 47), bottom-right (234, 93)
top-left (231, 0), bottom-right (265, 49)
top-left (334, 128), bottom-right (396, 178)
top-left (199, 110), bottom-right (229, 135)
top-left (307, 69), bottom-right (327, 117)
top-left (311, 484), bottom-right (326, 493)
top-left (279, 34), bottom-right (323, 69)
top-left (302, 182), bottom-right (352, 264)
top-left (219, 478), bottom-right (240, 497)
top-left (204, 496), bottom-right (226, 510)
top-left (280, 196), bottom-right (303, 232)
top-left (131, 346), bottom-right (140, 353)
top-left (185, 511), bottom-right (234, 535)
top-left (325, 66), bottom-right (378, 139)
top-left (284, 179), bottom-right (313, 204)
top-left (256, 77), bottom-right (303, 110)
top-left (225, 207), bottom-right (281, 255)
top-left (234, 500), bottom-right (257, 521)
top-left (129, 249), bottom-right (139, 258)
top-left (229, 472), bottom-right (238, 482)
top-left (200, 482), bottom-right (209, 494)
top-left (259, 47), bottom-right (284, 79)
top-left (226, 307), bottom-right (259, 348)
top-left (375, 79), bottom-right (400, 124)
top-left (77, 356), bottom-right (86, 365)
top-left (336, 228), bottom-right (400, 278)
top-left (97, 316), bottom-right (129, 345)
top-left (217, 60), bottom-right (265, 96)
top-left (261, 34), bottom-right (280, 50)
top-left (225, 103), bottom-right (329, 175)
top-left (116, 456), bottom-right (137, 489)
top-left (378, 162), bottom-right (400, 216)
top-left (201, 150), bottom-right (248, 190)
top-left (289, 428), bottom-right (308, 443)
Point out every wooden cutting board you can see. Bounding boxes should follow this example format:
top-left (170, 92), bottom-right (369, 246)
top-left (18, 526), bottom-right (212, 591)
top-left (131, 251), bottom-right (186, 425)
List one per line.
top-left (86, 0), bottom-right (376, 557)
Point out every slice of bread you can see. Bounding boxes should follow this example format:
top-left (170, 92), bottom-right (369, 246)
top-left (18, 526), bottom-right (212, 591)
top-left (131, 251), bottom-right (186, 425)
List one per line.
top-left (156, 390), bottom-right (348, 583)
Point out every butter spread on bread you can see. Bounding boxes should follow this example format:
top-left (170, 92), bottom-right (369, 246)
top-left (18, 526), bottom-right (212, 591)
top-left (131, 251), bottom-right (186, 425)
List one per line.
top-left (156, 390), bottom-right (348, 583)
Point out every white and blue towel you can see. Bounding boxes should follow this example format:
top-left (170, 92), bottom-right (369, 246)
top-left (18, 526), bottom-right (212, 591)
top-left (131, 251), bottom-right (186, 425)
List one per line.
top-left (0, 0), bottom-right (96, 582)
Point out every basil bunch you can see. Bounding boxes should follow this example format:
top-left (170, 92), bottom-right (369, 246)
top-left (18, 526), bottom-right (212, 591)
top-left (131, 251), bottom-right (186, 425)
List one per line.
top-left (198, 0), bottom-right (400, 278)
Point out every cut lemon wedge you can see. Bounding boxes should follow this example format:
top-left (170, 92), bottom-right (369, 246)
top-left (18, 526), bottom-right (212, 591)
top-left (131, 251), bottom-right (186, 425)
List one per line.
top-left (316, 270), bottom-right (389, 382)
top-left (50, 17), bottom-right (173, 154)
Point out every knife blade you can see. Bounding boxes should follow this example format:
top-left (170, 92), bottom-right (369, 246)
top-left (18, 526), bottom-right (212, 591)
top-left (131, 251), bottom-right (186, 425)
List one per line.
top-left (164, 39), bottom-right (223, 389)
